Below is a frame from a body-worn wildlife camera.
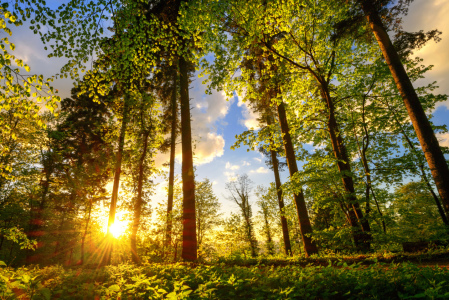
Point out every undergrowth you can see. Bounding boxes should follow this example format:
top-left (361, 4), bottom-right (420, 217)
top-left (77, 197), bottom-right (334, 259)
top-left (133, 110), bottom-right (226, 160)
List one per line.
top-left (1, 255), bottom-right (449, 299)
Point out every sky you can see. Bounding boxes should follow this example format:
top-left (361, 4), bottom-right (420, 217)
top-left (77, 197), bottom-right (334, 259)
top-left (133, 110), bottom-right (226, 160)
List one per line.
top-left (8, 0), bottom-right (449, 217)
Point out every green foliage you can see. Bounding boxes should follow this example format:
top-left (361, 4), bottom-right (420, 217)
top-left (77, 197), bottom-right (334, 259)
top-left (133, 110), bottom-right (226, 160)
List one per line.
top-left (0, 4), bottom-right (60, 179)
top-left (0, 227), bottom-right (36, 251)
top-left (195, 178), bottom-right (222, 258)
top-left (1, 259), bottom-right (449, 299)
top-left (391, 182), bottom-right (449, 242)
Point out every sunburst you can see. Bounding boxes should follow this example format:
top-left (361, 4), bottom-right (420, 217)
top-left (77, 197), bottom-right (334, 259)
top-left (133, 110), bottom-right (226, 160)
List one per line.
top-left (102, 211), bottom-right (129, 238)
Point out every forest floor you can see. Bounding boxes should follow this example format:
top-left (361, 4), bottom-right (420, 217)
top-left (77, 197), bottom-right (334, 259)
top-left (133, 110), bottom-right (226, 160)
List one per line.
top-left (2, 250), bottom-right (449, 299)
top-left (205, 248), bottom-right (449, 268)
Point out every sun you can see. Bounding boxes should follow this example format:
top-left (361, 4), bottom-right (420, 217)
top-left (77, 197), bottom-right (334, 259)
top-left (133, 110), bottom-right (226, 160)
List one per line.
top-left (102, 211), bottom-right (129, 238)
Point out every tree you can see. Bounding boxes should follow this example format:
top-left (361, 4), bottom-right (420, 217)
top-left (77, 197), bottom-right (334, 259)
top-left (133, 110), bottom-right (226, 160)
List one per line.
top-left (195, 178), bottom-right (222, 258)
top-left (393, 181), bottom-right (447, 242)
top-left (226, 174), bottom-right (258, 257)
top-left (179, 56), bottom-right (197, 261)
top-left (165, 66), bottom-right (179, 251)
top-left (128, 90), bottom-right (162, 263)
top-left (0, 4), bottom-right (59, 179)
top-left (258, 142), bottom-right (292, 255)
top-left (255, 186), bottom-right (276, 255)
top-left (56, 87), bottom-right (112, 264)
top-left (146, 0), bottom-right (198, 261)
top-left (357, 0), bottom-right (449, 216)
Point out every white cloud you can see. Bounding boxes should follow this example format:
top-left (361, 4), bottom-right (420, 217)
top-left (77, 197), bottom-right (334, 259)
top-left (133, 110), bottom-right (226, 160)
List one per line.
top-left (194, 132), bottom-right (225, 165)
top-left (250, 167), bottom-right (269, 174)
top-left (403, 0), bottom-right (449, 109)
top-left (224, 171), bottom-right (237, 181)
top-left (437, 132), bottom-right (449, 147)
top-left (189, 74), bottom-right (232, 165)
top-left (225, 162), bottom-right (240, 170)
top-left (242, 161), bottom-right (251, 166)
top-left (236, 91), bottom-right (261, 130)
top-left (254, 157), bottom-right (262, 163)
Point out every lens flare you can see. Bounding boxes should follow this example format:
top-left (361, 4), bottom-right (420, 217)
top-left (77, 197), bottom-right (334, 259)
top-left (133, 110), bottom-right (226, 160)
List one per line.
top-left (103, 211), bottom-right (129, 238)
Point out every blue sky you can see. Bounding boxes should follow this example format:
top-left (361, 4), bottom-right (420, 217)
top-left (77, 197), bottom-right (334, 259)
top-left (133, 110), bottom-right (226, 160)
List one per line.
top-left (8, 0), bottom-right (449, 216)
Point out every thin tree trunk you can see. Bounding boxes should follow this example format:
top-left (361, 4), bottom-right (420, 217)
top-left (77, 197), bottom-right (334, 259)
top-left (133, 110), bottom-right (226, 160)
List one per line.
top-left (166, 70), bottom-right (178, 254)
top-left (103, 99), bottom-right (129, 265)
top-left (361, 0), bottom-right (449, 214)
top-left (261, 202), bottom-right (274, 255)
top-left (403, 131), bottom-right (448, 226)
top-left (370, 187), bottom-right (387, 234)
top-left (53, 209), bottom-right (67, 258)
top-left (276, 100), bottom-right (318, 257)
top-left (131, 131), bottom-right (150, 263)
top-left (242, 205), bottom-right (258, 257)
top-left (179, 56), bottom-right (197, 261)
top-left (197, 210), bottom-right (202, 252)
top-left (244, 215), bottom-right (257, 257)
top-left (321, 86), bottom-right (371, 252)
top-left (266, 115), bottom-right (292, 256)
top-left (270, 149), bottom-right (293, 255)
top-left (361, 144), bottom-right (387, 234)
top-left (81, 198), bottom-right (93, 265)
top-left (27, 157), bottom-right (51, 263)
top-left (350, 101), bottom-right (387, 234)
top-left (384, 98), bottom-right (449, 226)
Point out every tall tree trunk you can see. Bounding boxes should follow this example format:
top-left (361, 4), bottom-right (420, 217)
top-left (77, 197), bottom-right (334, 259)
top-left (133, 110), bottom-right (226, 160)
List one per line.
top-left (276, 100), bottom-right (318, 257)
top-left (81, 198), bottom-right (93, 265)
top-left (266, 116), bottom-right (292, 256)
top-left (270, 149), bottom-right (293, 255)
top-left (166, 70), bottom-right (178, 253)
top-left (131, 131), bottom-right (150, 263)
top-left (361, 0), bottom-right (449, 214)
top-left (321, 87), bottom-right (371, 251)
top-left (103, 99), bottom-right (129, 265)
top-left (179, 57), bottom-right (197, 261)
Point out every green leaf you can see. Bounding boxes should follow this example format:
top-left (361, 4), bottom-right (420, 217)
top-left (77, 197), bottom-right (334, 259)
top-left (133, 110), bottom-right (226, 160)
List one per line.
top-left (40, 288), bottom-right (52, 300)
top-left (108, 284), bottom-right (120, 292)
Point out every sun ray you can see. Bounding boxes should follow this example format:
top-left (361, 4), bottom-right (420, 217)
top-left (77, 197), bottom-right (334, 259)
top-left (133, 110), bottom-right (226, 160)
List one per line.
top-left (102, 211), bottom-right (129, 238)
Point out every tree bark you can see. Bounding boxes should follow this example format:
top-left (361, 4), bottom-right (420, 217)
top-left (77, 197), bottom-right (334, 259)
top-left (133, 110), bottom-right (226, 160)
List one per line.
top-left (179, 56), bottom-right (197, 261)
top-left (266, 116), bottom-right (292, 256)
top-left (361, 0), bottom-right (449, 215)
top-left (131, 130), bottom-right (150, 263)
top-left (103, 99), bottom-right (129, 265)
top-left (276, 100), bottom-right (318, 257)
top-left (166, 69), bottom-right (178, 253)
